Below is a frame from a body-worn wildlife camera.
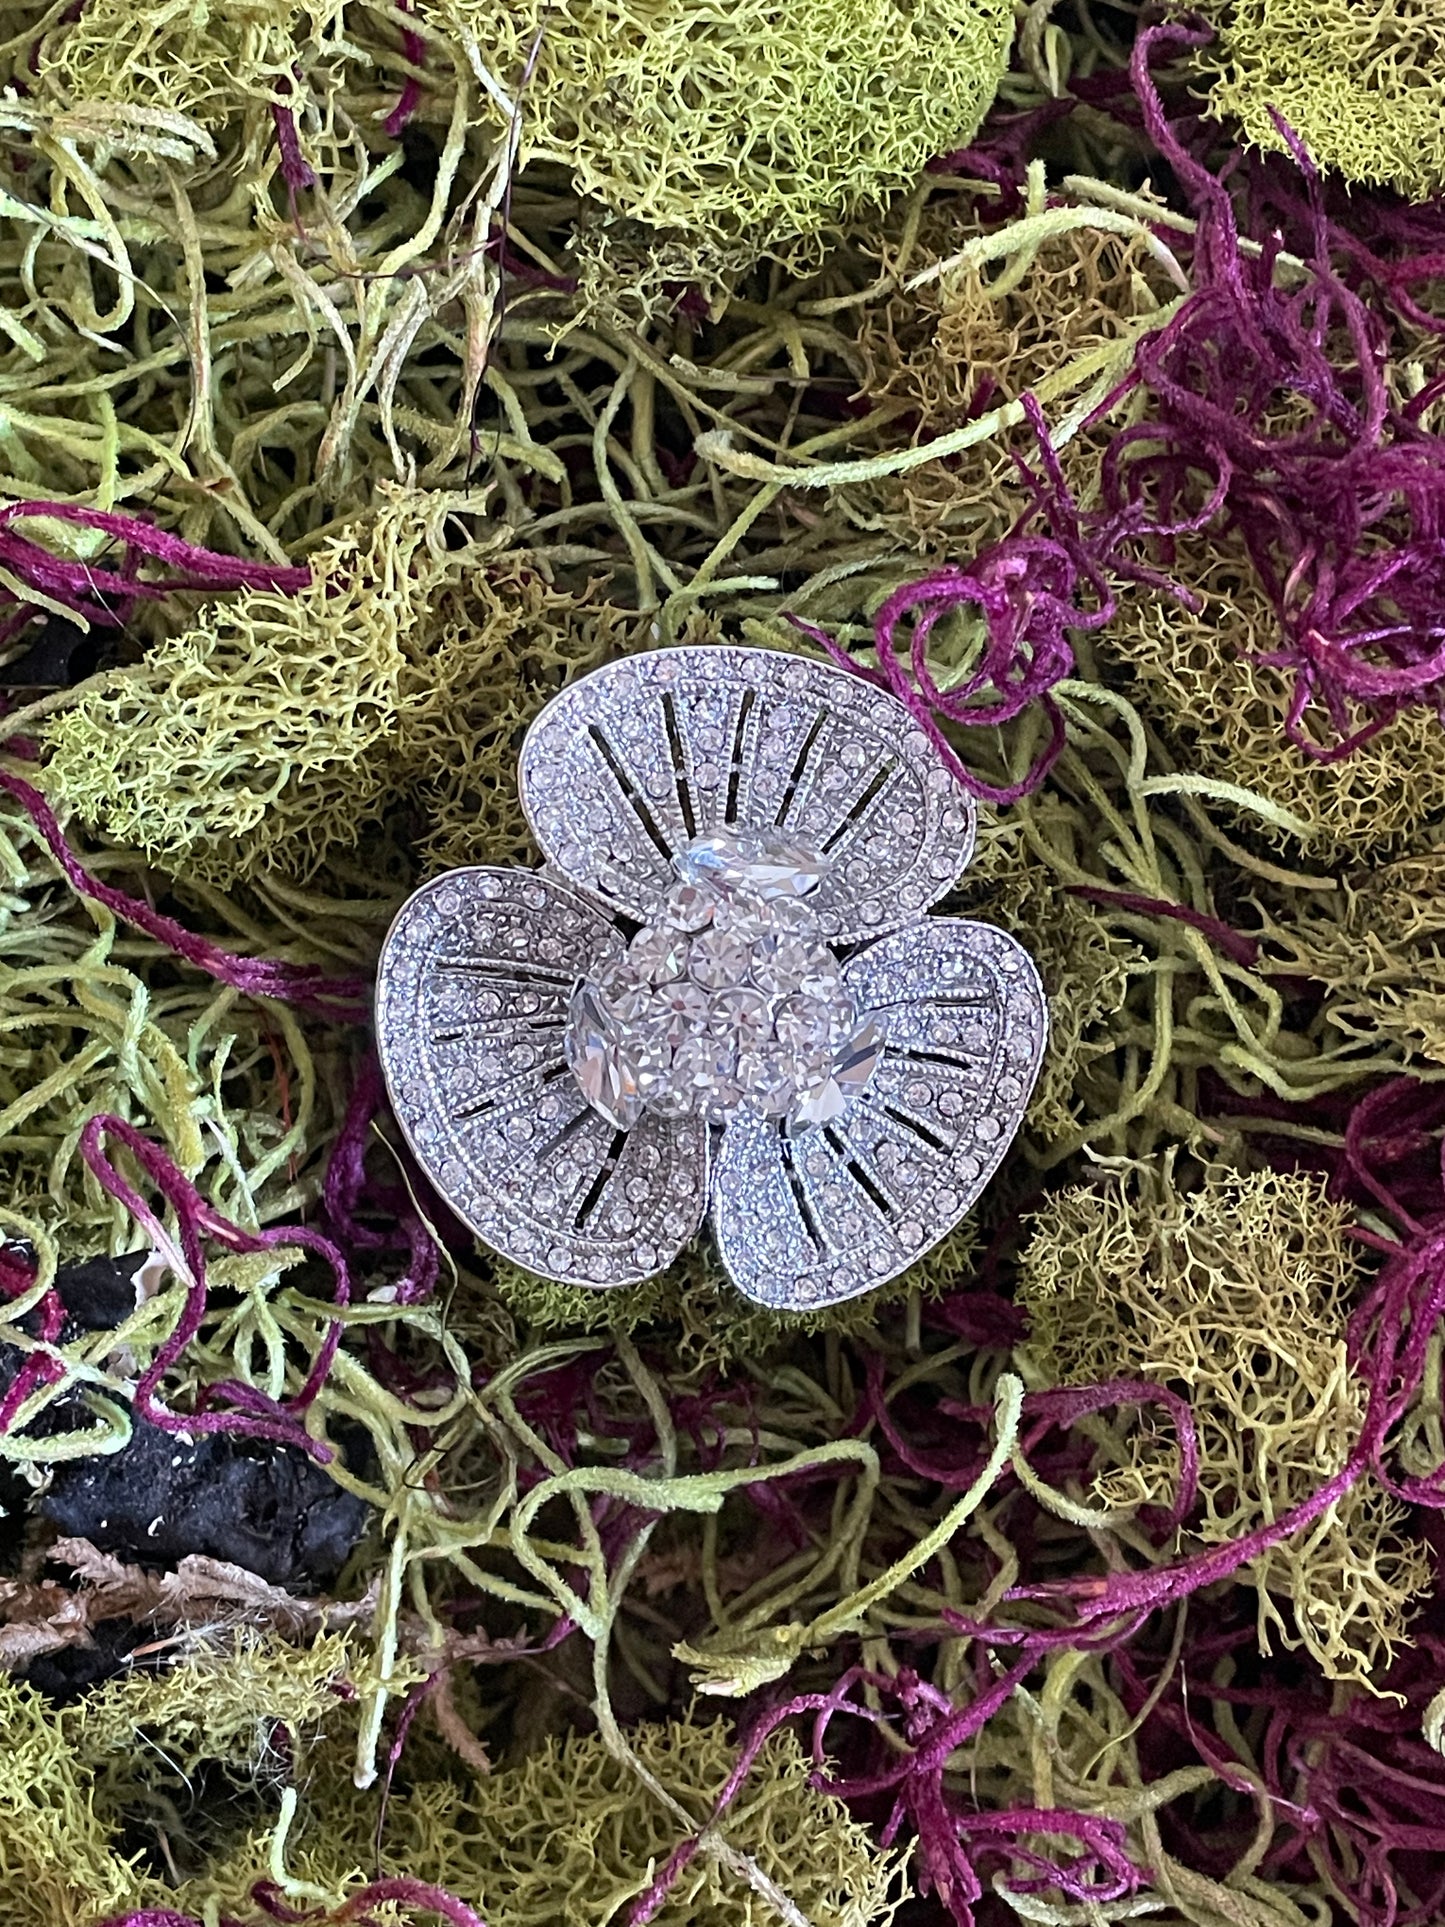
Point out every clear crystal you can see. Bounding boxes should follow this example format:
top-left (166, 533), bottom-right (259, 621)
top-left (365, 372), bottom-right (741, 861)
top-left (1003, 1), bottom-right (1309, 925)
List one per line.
top-left (565, 834), bottom-right (881, 1131)
top-left (674, 826), bottom-right (831, 901)
top-left (563, 981), bottom-right (644, 1130)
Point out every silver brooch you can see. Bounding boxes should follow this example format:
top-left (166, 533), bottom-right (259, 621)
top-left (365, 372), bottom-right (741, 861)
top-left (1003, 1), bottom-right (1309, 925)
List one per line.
top-left (374, 646), bottom-right (1047, 1310)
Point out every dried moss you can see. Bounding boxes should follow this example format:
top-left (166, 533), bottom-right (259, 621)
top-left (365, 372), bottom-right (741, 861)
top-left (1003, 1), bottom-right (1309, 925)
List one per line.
top-left (1019, 1166), bottom-right (1431, 1681)
top-left (1263, 850), bottom-right (1445, 1070)
top-left (170, 1714), bottom-right (901, 1926)
top-left (38, 0), bottom-right (348, 123)
top-left (1106, 528), bottom-right (1445, 858)
top-left (430, 0), bottom-right (1014, 268)
top-left (847, 201), bottom-right (1177, 555)
top-left (0, 1674), bottom-right (137, 1925)
top-left (1192, 0), bottom-right (1445, 200)
top-left (491, 1213), bottom-right (982, 1367)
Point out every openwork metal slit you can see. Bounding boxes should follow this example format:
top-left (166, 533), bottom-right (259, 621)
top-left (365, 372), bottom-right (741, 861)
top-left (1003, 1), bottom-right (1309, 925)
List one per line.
top-left (587, 722), bottom-right (675, 860)
top-left (896, 1045), bottom-right (985, 1073)
top-left (661, 692), bottom-right (697, 838)
top-left (822, 759), bottom-right (898, 853)
top-left (573, 1128), bottom-right (629, 1228)
top-left (780, 1135), bottom-right (826, 1251)
top-left (823, 1125), bottom-right (896, 1219)
top-left (881, 1102), bottom-right (954, 1155)
top-left (724, 688), bottom-right (755, 824)
top-left (773, 710), bottom-right (828, 827)
top-left (536, 1106), bottom-right (592, 1166)
top-left (436, 959), bottom-right (575, 983)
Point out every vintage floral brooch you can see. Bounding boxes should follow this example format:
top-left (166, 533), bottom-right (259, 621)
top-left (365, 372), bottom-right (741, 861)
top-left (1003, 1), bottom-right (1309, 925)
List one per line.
top-left (375, 646), bottom-right (1047, 1309)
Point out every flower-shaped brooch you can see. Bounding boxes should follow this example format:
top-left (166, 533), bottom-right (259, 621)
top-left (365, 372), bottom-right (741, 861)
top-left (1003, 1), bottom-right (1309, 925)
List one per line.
top-left (375, 646), bottom-right (1047, 1310)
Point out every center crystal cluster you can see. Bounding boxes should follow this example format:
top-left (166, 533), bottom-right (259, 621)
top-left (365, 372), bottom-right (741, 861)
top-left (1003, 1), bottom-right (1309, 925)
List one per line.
top-left (565, 828), bottom-right (882, 1132)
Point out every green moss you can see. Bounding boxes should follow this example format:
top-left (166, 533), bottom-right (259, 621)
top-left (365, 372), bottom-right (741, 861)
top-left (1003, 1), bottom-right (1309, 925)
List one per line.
top-left (0, 1673), bottom-right (138, 1925)
top-left (42, 488), bottom-right (461, 889)
top-left (184, 1716), bottom-right (903, 1926)
top-left (427, 0), bottom-right (1015, 268)
top-left (38, 0), bottom-right (348, 123)
top-left (1191, 0), bottom-right (1445, 200)
top-left (1018, 1165), bottom-right (1431, 1680)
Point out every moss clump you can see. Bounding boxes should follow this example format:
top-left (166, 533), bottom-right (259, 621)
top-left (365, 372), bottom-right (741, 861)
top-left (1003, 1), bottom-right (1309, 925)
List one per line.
top-left (1191, 0), bottom-right (1445, 201)
top-left (162, 1713), bottom-right (900, 1926)
top-left (1018, 1166), bottom-right (1430, 1682)
top-left (37, 0), bottom-right (347, 124)
top-left (1106, 528), bottom-right (1445, 858)
top-left (42, 488), bottom-right (461, 889)
top-left (1262, 850), bottom-right (1445, 1069)
top-left (0, 1673), bottom-right (138, 1924)
top-left (851, 207), bottom-right (1175, 555)
top-left (428, 0), bottom-right (1014, 268)
top-left (491, 1212), bottom-right (982, 1368)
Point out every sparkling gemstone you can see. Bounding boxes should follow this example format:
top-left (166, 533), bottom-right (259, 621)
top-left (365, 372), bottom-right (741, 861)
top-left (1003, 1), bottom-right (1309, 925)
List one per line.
top-left (564, 829), bottom-right (880, 1131)
top-left (629, 925), bottom-right (689, 983)
top-left (564, 981), bottom-right (645, 1130)
top-left (662, 881), bottom-right (718, 931)
top-left (689, 925), bottom-right (752, 989)
top-left (674, 826), bottom-right (831, 901)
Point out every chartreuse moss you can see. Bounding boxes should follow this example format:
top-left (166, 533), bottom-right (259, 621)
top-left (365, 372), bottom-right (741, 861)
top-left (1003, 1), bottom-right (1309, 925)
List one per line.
top-left (1191, 0), bottom-right (1445, 199)
top-left (1018, 1165), bottom-right (1431, 1682)
top-left (426, 0), bottom-right (1014, 271)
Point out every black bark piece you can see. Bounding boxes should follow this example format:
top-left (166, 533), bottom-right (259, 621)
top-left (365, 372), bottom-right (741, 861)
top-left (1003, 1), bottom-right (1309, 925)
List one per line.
top-left (0, 1248), bottom-right (373, 1590)
top-left (41, 1421), bottom-right (373, 1590)
top-left (1, 615), bottom-right (111, 688)
top-left (21, 1618), bottom-right (145, 1702)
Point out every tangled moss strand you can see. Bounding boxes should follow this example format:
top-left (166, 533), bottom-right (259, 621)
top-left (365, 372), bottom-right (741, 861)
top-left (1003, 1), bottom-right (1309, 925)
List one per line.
top-left (1018, 1166), bottom-right (1431, 1681)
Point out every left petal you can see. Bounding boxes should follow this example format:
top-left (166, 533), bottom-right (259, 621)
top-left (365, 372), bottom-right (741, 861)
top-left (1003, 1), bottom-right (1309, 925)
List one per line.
top-left (376, 867), bottom-right (709, 1286)
top-left (712, 919), bottom-right (1046, 1309)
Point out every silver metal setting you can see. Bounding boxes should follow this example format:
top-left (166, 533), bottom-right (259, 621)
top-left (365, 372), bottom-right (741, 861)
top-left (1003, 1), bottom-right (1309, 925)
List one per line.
top-left (375, 645), bottom-right (1048, 1307)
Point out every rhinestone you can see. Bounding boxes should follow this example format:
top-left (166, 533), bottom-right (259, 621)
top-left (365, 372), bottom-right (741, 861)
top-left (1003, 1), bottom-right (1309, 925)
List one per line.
top-left (633, 1242), bottom-right (658, 1270)
top-left (898, 1220), bottom-right (926, 1246)
top-left (935, 1188), bottom-right (961, 1215)
top-left (504, 1115), bottom-right (534, 1143)
top-left (975, 1116), bottom-right (1002, 1142)
top-left (554, 1158), bottom-right (581, 1188)
top-left (630, 925), bottom-right (689, 982)
top-left (689, 925), bottom-right (752, 989)
top-left (563, 982), bottom-right (644, 1130)
top-left (523, 882), bottom-right (547, 909)
top-left (625, 1175), bottom-right (653, 1203)
top-left (841, 742), bottom-right (868, 770)
top-left (675, 826), bottom-right (831, 901)
top-left (938, 1091), bottom-right (966, 1118)
top-left (546, 1245), bottom-right (573, 1272)
top-left (773, 994), bottom-right (833, 1053)
top-left (662, 881), bottom-right (718, 931)
top-left (905, 1081), bottom-right (933, 1108)
top-left (710, 987), bottom-right (770, 1046)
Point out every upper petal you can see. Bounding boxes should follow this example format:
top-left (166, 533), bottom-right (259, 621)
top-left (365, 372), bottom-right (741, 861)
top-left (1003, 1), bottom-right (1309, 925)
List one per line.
top-left (518, 645), bottom-right (976, 938)
top-left (712, 918), bottom-right (1046, 1309)
top-left (376, 867), bottom-right (709, 1286)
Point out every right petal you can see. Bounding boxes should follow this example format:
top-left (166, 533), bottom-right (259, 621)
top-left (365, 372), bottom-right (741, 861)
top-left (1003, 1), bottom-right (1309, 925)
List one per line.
top-left (376, 866), bottom-right (708, 1286)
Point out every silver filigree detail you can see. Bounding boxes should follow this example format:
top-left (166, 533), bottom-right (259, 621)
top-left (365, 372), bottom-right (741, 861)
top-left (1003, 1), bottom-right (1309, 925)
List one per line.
top-left (376, 868), bottom-right (709, 1286)
top-left (375, 645), bottom-right (1047, 1304)
top-left (711, 921), bottom-right (1047, 1308)
top-left (518, 646), bottom-right (978, 938)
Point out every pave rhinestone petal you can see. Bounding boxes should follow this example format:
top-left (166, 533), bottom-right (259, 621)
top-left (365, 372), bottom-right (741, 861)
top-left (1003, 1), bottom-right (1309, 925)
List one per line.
top-left (518, 646), bottom-right (978, 936)
top-left (712, 920), bottom-right (1047, 1308)
top-left (375, 867), bottom-right (708, 1286)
